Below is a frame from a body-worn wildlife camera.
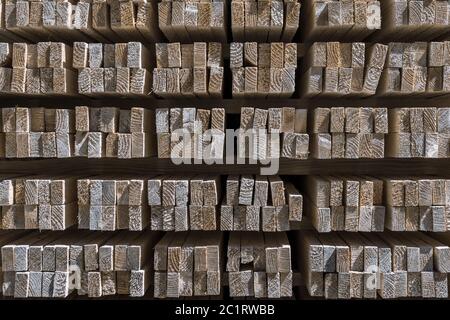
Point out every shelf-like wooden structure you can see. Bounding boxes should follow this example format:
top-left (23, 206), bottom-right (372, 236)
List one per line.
top-left (2, 158), bottom-right (449, 176)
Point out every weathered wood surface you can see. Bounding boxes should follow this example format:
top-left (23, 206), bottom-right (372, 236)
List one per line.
top-left (74, 42), bottom-right (151, 97)
top-left (154, 42), bottom-right (223, 98)
top-left (387, 107), bottom-right (449, 158)
top-left (311, 107), bottom-right (387, 159)
top-left (302, 0), bottom-right (381, 41)
top-left (0, 230), bottom-right (161, 298)
top-left (231, 42), bottom-right (298, 98)
top-left (227, 232), bottom-right (293, 298)
top-left (231, 0), bottom-right (300, 42)
top-left (0, 41), bottom-right (76, 96)
top-left (381, 42), bottom-right (450, 96)
top-left (0, 0), bottom-right (162, 43)
top-left (153, 231), bottom-right (223, 298)
top-left (303, 42), bottom-right (387, 97)
top-left (159, 1), bottom-right (227, 43)
top-left (373, 0), bottom-right (450, 41)
top-left (299, 229), bottom-right (450, 299)
top-left (155, 107), bottom-right (225, 160)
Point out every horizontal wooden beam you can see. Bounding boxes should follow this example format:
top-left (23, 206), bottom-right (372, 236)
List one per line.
top-left (1, 158), bottom-right (450, 176)
top-left (2, 97), bottom-right (450, 113)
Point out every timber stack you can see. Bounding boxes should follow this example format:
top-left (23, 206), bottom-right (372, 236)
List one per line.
top-left (73, 41), bottom-right (151, 96)
top-left (153, 42), bottom-right (224, 98)
top-left (230, 42), bottom-right (297, 98)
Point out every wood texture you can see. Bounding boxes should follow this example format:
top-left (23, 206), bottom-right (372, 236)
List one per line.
top-left (1, 230), bottom-right (161, 298)
top-left (154, 42), bottom-right (223, 98)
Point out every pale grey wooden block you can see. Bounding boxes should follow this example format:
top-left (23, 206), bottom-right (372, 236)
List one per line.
top-left (41, 272), bottom-right (55, 298)
top-left (28, 272), bottom-right (43, 298)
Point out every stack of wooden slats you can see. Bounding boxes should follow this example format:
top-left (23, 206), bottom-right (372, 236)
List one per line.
top-left (311, 107), bottom-right (388, 159)
top-left (0, 177), bottom-right (77, 230)
top-left (77, 178), bottom-right (148, 231)
top-left (73, 0), bottom-right (161, 42)
top-left (155, 107), bottom-right (225, 160)
top-left (74, 106), bottom-right (156, 159)
top-left (239, 107), bottom-right (309, 160)
top-left (231, 0), bottom-right (300, 42)
top-left (100, 0), bottom-right (161, 42)
top-left (384, 178), bottom-right (450, 232)
top-left (221, 175), bottom-right (302, 231)
top-left (380, 42), bottom-right (450, 95)
top-left (376, 0), bottom-right (450, 41)
top-left (0, 230), bottom-right (161, 298)
top-left (0, 230), bottom-right (28, 294)
top-left (2, 0), bottom-right (77, 41)
top-left (227, 232), bottom-right (292, 298)
top-left (303, 0), bottom-right (381, 41)
top-left (387, 108), bottom-right (450, 158)
top-left (1, 107), bottom-right (75, 158)
top-left (2, 0), bottom-right (78, 42)
top-left (230, 42), bottom-right (297, 97)
top-left (0, 1), bottom-right (164, 43)
top-left (303, 42), bottom-right (388, 96)
top-left (73, 41), bottom-right (151, 96)
top-left (299, 230), bottom-right (450, 299)
top-left (153, 231), bottom-right (223, 298)
top-left (158, 0), bottom-right (227, 43)
top-left (153, 42), bottom-right (223, 98)
top-left (148, 176), bottom-right (220, 231)
top-left (0, 1), bottom-right (31, 41)
top-left (305, 176), bottom-right (385, 233)
top-left (0, 42), bottom-right (76, 95)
